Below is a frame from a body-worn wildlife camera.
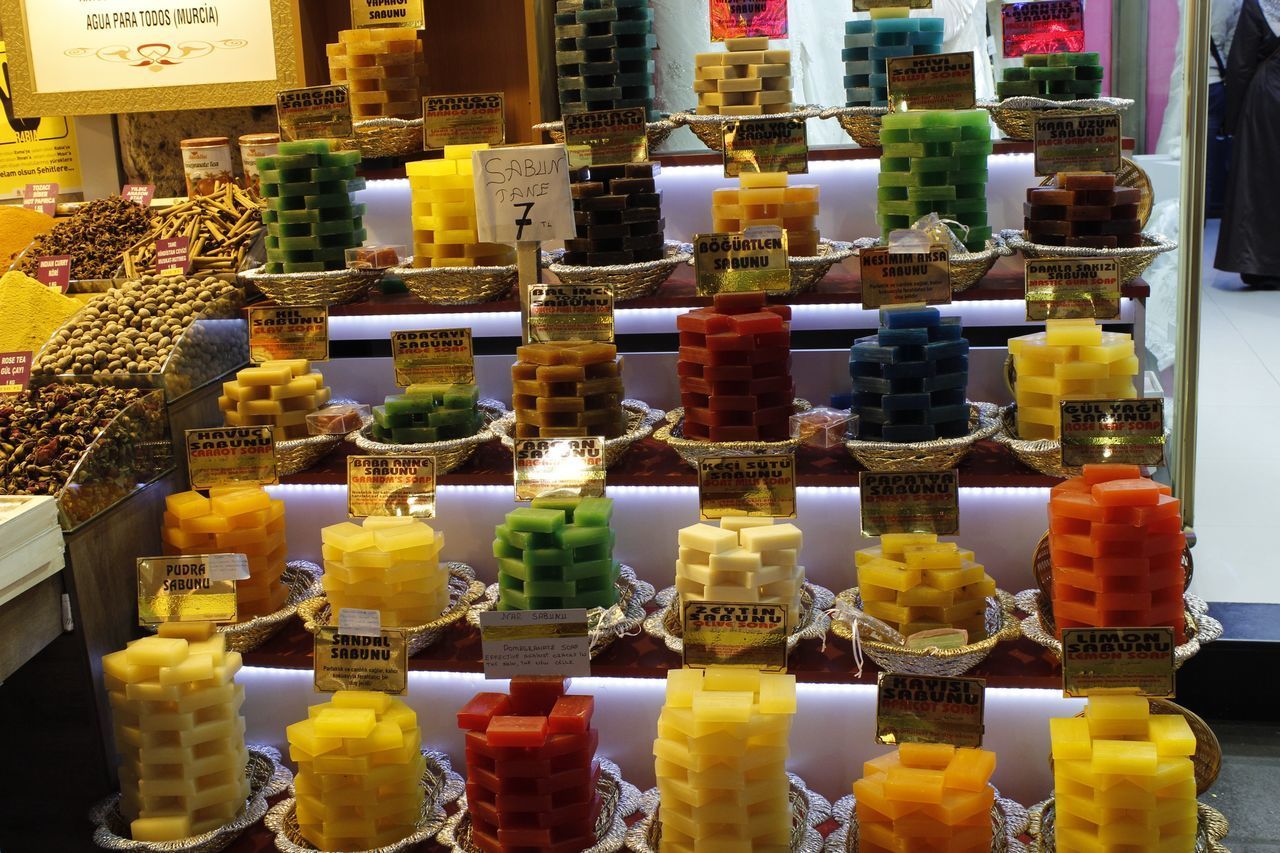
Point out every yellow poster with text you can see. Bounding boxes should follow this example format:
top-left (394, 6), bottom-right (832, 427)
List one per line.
top-left (0, 42), bottom-right (82, 199)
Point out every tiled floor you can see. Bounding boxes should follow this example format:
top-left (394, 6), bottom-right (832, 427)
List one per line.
top-left (1206, 719), bottom-right (1280, 850)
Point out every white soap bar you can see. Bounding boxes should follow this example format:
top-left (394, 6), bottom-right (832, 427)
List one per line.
top-left (708, 548), bottom-right (763, 574)
top-left (719, 516), bottom-right (775, 533)
top-left (675, 576), bottom-right (708, 598)
top-left (678, 524), bottom-right (740, 554)
top-left (677, 560), bottom-right (718, 587)
top-left (759, 578), bottom-right (801, 599)
top-left (759, 549), bottom-right (797, 568)
top-left (702, 585), bottom-right (762, 602)
top-left (754, 563), bottom-right (800, 587)
top-left (678, 547), bottom-right (711, 566)
top-left (738, 523), bottom-right (802, 553)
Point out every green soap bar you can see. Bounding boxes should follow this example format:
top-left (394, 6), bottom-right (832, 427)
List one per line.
top-left (569, 587), bottom-right (618, 609)
top-left (1047, 52), bottom-right (1071, 67)
top-left (383, 394), bottom-right (433, 416)
top-left (948, 198), bottom-right (988, 215)
top-left (573, 562), bottom-right (619, 592)
top-left (911, 156), bottom-right (955, 172)
top-left (275, 209), bottom-right (320, 224)
top-left (405, 382), bottom-right (449, 402)
top-left (443, 385), bottom-right (479, 408)
top-left (266, 194), bottom-right (307, 211)
top-left (498, 588), bottom-right (531, 611)
top-left (320, 228), bottom-right (366, 248)
top-left (882, 142), bottom-right (928, 158)
top-left (573, 496), bottom-right (613, 527)
top-left (882, 112), bottom-right (927, 130)
top-left (269, 222), bottom-right (317, 238)
top-left (1051, 80), bottom-right (1103, 95)
top-left (390, 426), bottom-right (438, 443)
top-left (908, 126), bottom-right (963, 143)
top-left (496, 524), bottom-right (533, 551)
top-left (1030, 66), bottom-right (1075, 80)
top-left (573, 541), bottom-right (612, 562)
top-left (947, 169), bottom-right (988, 186)
top-left (556, 524), bottom-right (612, 549)
top-left (1065, 52), bottom-right (1100, 66)
top-left (1002, 67), bottom-right (1031, 81)
top-left (950, 139), bottom-right (993, 157)
top-left (313, 217), bottom-right (362, 235)
top-left (437, 420), bottom-right (479, 440)
top-left (1074, 65), bottom-right (1105, 81)
top-left (372, 406), bottom-right (409, 429)
top-left (262, 209), bottom-right (278, 224)
top-left (954, 183), bottom-right (987, 199)
top-left (960, 123), bottom-right (989, 140)
top-left (878, 171), bottom-right (913, 188)
top-left (305, 192), bottom-right (356, 209)
top-left (997, 80), bottom-right (1045, 98)
top-left (275, 235), bottom-right (322, 251)
top-left (259, 183), bottom-right (281, 198)
top-left (494, 539), bottom-right (522, 560)
top-left (523, 547), bottom-right (571, 567)
top-left (276, 181), bottom-right (320, 197)
top-left (1023, 53), bottom-right (1051, 66)
top-left (279, 139), bottom-right (333, 155)
top-left (264, 236), bottom-right (280, 250)
top-left (948, 156), bottom-right (987, 173)
top-left (503, 506), bottom-right (565, 536)
top-left (281, 261), bottom-right (328, 273)
top-left (372, 424), bottom-right (392, 441)
top-left (311, 166), bottom-right (359, 182)
top-left (319, 203), bottom-right (366, 221)
top-left (950, 210), bottom-right (989, 227)
top-left (879, 128), bottom-right (911, 144)
top-left (908, 185), bottom-right (957, 202)
top-left (561, 558), bottom-right (613, 583)
top-left (877, 186), bottom-right (908, 202)
top-left (531, 495), bottom-right (583, 520)
top-left (263, 262), bottom-right (284, 273)
top-left (427, 408), bottom-right (472, 428)
top-left (317, 150), bottom-right (362, 168)
top-left (269, 154), bottom-right (322, 170)
top-left (498, 558), bottom-right (530, 583)
top-left (524, 579), bottom-right (577, 598)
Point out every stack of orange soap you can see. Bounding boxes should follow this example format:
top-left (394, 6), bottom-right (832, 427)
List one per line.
top-left (219, 360), bottom-right (331, 440)
top-left (511, 340), bottom-right (627, 439)
top-left (711, 172), bottom-right (820, 256)
top-left (326, 28), bottom-right (426, 119)
top-left (1049, 464), bottom-right (1187, 642)
top-left (854, 742), bottom-right (997, 853)
top-left (694, 36), bottom-right (792, 115)
top-left (162, 488), bottom-right (289, 618)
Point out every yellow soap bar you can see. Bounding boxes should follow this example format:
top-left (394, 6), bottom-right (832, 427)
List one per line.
top-left (313, 707), bottom-right (378, 739)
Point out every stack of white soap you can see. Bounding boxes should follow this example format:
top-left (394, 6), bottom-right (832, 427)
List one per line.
top-left (675, 517), bottom-right (804, 630)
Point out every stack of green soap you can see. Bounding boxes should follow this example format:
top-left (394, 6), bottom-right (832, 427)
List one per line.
top-left (492, 496), bottom-right (620, 611)
top-left (371, 383), bottom-right (482, 444)
top-left (996, 52), bottom-right (1104, 101)
top-left (257, 139), bottom-right (367, 273)
top-left (877, 109), bottom-right (993, 252)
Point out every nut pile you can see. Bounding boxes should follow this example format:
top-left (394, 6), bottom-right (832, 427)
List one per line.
top-left (122, 185), bottom-right (264, 277)
top-left (16, 196), bottom-right (155, 280)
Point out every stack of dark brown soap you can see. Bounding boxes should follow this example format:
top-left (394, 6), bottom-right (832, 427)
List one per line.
top-left (564, 163), bottom-right (664, 266)
top-left (1024, 173), bottom-right (1143, 248)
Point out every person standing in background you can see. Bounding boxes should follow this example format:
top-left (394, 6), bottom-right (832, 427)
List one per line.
top-left (926, 0), bottom-right (997, 101)
top-left (1215, 0), bottom-right (1280, 287)
top-left (1207, 0), bottom-right (1243, 217)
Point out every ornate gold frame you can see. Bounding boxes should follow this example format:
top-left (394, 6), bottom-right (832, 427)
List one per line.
top-left (0, 0), bottom-right (302, 116)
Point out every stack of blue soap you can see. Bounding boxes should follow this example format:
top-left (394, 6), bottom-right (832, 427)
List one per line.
top-left (843, 16), bottom-right (945, 107)
top-left (849, 306), bottom-right (970, 442)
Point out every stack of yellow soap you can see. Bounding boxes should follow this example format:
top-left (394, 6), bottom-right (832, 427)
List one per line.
top-left (856, 533), bottom-right (995, 641)
top-left (406, 144), bottom-right (516, 269)
top-left (1052, 695), bottom-right (1198, 851)
top-left (320, 517), bottom-right (449, 626)
top-left (163, 487), bottom-right (289, 618)
top-left (102, 622), bottom-right (249, 842)
top-left (218, 360), bottom-right (331, 440)
top-left (1009, 318), bottom-right (1140, 440)
top-left (694, 36), bottom-right (792, 115)
top-left (854, 742), bottom-right (997, 853)
top-left (326, 28), bottom-right (426, 119)
top-left (654, 667), bottom-right (796, 850)
top-left (711, 172), bottom-right (820, 256)
top-left (675, 517), bottom-right (805, 631)
top-left (287, 691), bottom-right (426, 850)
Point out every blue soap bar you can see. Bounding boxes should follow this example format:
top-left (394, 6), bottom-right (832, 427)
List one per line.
top-left (870, 73), bottom-right (889, 87)
top-left (870, 45), bottom-right (913, 60)
top-left (883, 360), bottom-right (936, 379)
top-left (924, 340), bottom-right (970, 360)
top-left (845, 60), bottom-right (875, 75)
top-left (845, 74), bottom-right (871, 88)
top-left (877, 327), bottom-right (929, 346)
top-left (919, 17), bottom-right (945, 32)
top-left (845, 33), bottom-right (876, 48)
top-left (924, 404), bottom-right (971, 425)
top-left (883, 424), bottom-right (938, 442)
top-left (881, 306), bottom-right (941, 329)
top-left (930, 318), bottom-right (964, 341)
top-left (881, 393), bottom-right (933, 412)
top-left (846, 19), bottom-right (873, 34)
top-left (924, 372), bottom-right (968, 392)
top-left (875, 18), bottom-right (924, 33)
top-left (936, 420), bottom-right (970, 438)
top-left (910, 32), bottom-right (946, 47)
top-left (875, 31), bottom-right (910, 47)
top-left (931, 387), bottom-right (967, 406)
top-left (936, 356), bottom-right (968, 376)
top-left (846, 89), bottom-right (877, 106)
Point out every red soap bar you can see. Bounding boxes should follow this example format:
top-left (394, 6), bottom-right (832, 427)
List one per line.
top-left (750, 345), bottom-right (790, 365)
top-left (706, 332), bottom-right (754, 352)
top-left (471, 824), bottom-right (502, 853)
top-left (750, 376), bottom-right (792, 395)
top-left (549, 695), bottom-right (595, 733)
top-left (753, 358), bottom-right (791, 377)
top-left (1091, 478), bottom-right (1166, 507)
top-left (753, 405), bottom-right (792, 426)
top-left (677, 361), bottom-right (705, 378)
top-left (704, 364), bottom-right (755, 381)
top-left (730, 311), bottom-right (785, 335)
top-left (495, 790), bottom-right (554, 812)
top-left (1058, 173), bottom-right (1116, 190)
top-left (1129, 495), bottom-right (1182, 526)
top-left (469, 795), bottom-right (501, 828)
top-left (686, 407), bottom-right (752, 427)
top-left (487, 715), bottom-right (549, 747)
top-left (763, 303), bottom-right (792, 320)
top-left (683, 419), bottom-right (709, 439)
top-left (708, 395), bottom-right (758, 411)
top-left (458, 693), bottom-right (513, 731)
top-left (1064, 205), bottom-right (1113, 221)
top-left (708, 425), bottom-right (764, 441)
top-left (676, 309), bottom-right (733, 334)
top-left (1083, 464), bottom-right (1143, 485)
top-left (681, 393), bottom-right (710, 410)
top-left (509, 675), bottom-right (569, 714)
top-left (754, 330), bottom-right (790, 348)
top-left (679, 376), bottom-right (714, 395)
top-left (679, 331), bottom-right (706, 348)
top-left (713, 291), bottom-right (766, 314)
top-left (498, 825), bottom-right (554, 846)
top-left (1027, 187), bottom-right (1077, 205)
top-left (706, 380), bottom-right (752, 396)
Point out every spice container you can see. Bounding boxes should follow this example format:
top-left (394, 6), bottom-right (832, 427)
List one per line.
top-left (238, 132), bottom-right (279, 195)
top-left (180, 136), bottom-right (235, 197)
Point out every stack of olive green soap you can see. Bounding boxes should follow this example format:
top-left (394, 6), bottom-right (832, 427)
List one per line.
top-left (371, 383), bottom-right (482, 444)
top-left (257, 140), bottom-right (366, 273)
top-left (493, 496), bottom-right (620, 611)
top-left (996, 52), bottom-right (1104, 101)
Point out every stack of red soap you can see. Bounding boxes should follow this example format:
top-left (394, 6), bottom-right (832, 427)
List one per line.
top-left (1024, 173), bottom-right (1143, 249)
top-left (456, 676), bottom-right (601, 853)
top-left (676, 291), bottom-right (794, 442)
top-left (1049, 464), bottom-right (1186, 642)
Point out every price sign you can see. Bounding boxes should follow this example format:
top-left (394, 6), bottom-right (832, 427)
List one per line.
top-left (35, 255), bottom-right (71, 292)
top-left (350, 0), bottom-right (424, 29)
top-left (1062, 628), bottom-right (1176, 698)
top-left (1033, 113), bottom-right (1121, 176)
top-left (876, 673), bottom-right (986, 748)
top-left (682, 601), bottom-right (789, 671)
top-left (249, 306), bottom-right (329, 363)
top-left (136, 556), bottom-right (239, 625)
top-left (859, 245), bottom-right (952, 309)
top-left (860, 471), bottom-right (959, 537)
top-left (722, 117), bottom-right (808, 178)
top-left (314, 627), bottom-right (408, 694)
top-left (337, 607), bottom-right (382, 638)
top-left (185, 427), bottom-right (278, 491)
top-left (1002, 0), bottom-right (1085, 58)
top-left (423, 93), bottom-right (506, 149)
top-left (390, 328), bottom-right (474, 386)
top-left (155, 236), bottom-right (191, 276)
top-left (0, 352), bottom-right (31, 396)
top-left (1060, 399), bottom-right (1165, 467)
top-left (710, 0), bottom-right (788, 40)
top-left (472, 144), bottom-right (576, 244)
top-left (887, 52), bottom-right (976, 112)
top-left (513, 437), bottom-right (606, 501)
top-left (21, 182), bottom-right (57, 215)
top-left (122, 184), bottom-right (156, 207)
top-left (479, 609), bottom-right (592, 679)
top-left (277, 85), bottom-right (354, 142)
top-left (697, 454), bottom-right (797, 520)
top-left (527, 283), bottom-right (614, 343)
top-left (694, 228), bottom-right (790, 295)
top-left (563, 107), bottom-right (648, 170)
top-left (347, 456), bottom-right (436, 519)
top-left (1025, 259), bottom-right (1121, 321)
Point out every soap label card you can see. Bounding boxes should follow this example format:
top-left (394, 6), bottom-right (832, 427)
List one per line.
top-left (21, 182), bottom-right (57, 215)
top-left (1059, 399), bottom-right (1165, 467)
top-left (277, 85), bottom-right (355, 142)
top-left (249, 306), bottom-right (329, 363)
top-left (390, 327), bottom-right (475, 386)
top-left (185, 426), bottom-right (279, 491)
top-left (313, 627), bottom-right (408, 694)
top-left (854, 0), bottom-right (933, 9)
top-left (0, 352), bottom-right (32, 397)
top-left (136, 556), bottom-right (239, 625)
top-left (722, 117), bottom-right (809, 178)
top-left (876, 673), bottom-right (986, 748)
top-left (860, 471), bottom-right (959, 537)
top-left (1061, 627), bottom-right (1176, 698)
top-left (564, 107), bottom-right (649, 171)
top-left (350, 0), bottom-right (425, 29)
top-left (347, 455), bottom-right (436, 519)
top-left (682, 601), bottom-right (789, 672)
top-left (513, 437), bottom-right (606, 501)
top-left (1025, 259), bottom-right (1121, 321)
top-left (710, 0), bottom-right (788, 40)
top-left (336, 607), bottom-right (383, 638)
top-left (527, 283), bottom-right (615, 344)
top-left (122, 184), bottom-right (156, 207)
top-left (155, 236), bottom-right (191, 277)
top-left (694, 228), bottom-right (791, 295)
top-left (423, 93), bottom-right (506, 149)
top-left (472, 144), bottom-right (577, 244)
top-left (478, 609), bottom-right (592, 679)
top-left (1002, 0), bottom-right (1085, 58)
top-left (859, 245), bottom-right (952, 309)
top-left (1033, 113), bottom-right (1122, 176)
top-left (204, 554), bottom-right (251, 582)
top-left (886, 52), bottom-right (977, 112)
top-left (697, 454), bottom-right (797, 520)
top-left (35, 256), bottom-right (71, 292)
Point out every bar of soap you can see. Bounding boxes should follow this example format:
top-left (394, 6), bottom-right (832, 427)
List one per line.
top-left (711, 171), bottom-right (819, 256)
top-left (694, 38), bottom-right (792, 115)
top-left (259, 140), bottom-right (365, 273)
top-left (220, 361), bottom-right (330, 440)
top-left (371, 382), bottom-right (482, 444)
top-left (554, 0), bottom-right (656, 119)
top-left (998, 52), bottom-right (1104, 101)
top-left (494, 497), bottom-right (620, 611)
top-left (320, 516), bottom-right (449, 626)
top-left (856, 533), bottom-right (995, 640)
top-left (1024, 172), bottom-right (1144, 249)
top-left (844, 13), bottom-right (945, 107)
top-left (564, 162), bottom-right (664, 266)
top-left (676, 518), bottom-right (805, 632)
top-left (511, 340), bottom-right (627, 439)
top-left (855, 743), bottom-right (996, 850)
top-left (407, 144), bottom-right (515, 269)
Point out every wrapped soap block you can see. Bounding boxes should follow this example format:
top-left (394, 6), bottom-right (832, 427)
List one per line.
top-left (855, 532), bottom-right (995, 640)
top-left (553, 0), bottom-right (657, 119)
top-left (855, 742), bottom-right (997, 853)
top-left (1052, 695), bottom-right (1197, 852)
top-left (407, 143), bottom-right (516, 269)
top-left (997, 51), bottom-right (1104, 101)
top-left (288, 691), bottom-right (425, 850)
top-left (565, 162), bottom-right (664, 266)
top-left (320, 516), bottom-right (449, 626)
top-left (494, 496), bottom-right (620, 611)
top-left (162, 487), bottom-right (288, 618)
top-left (1049, 464), bottom-right (1187, 642)
top-left (102, 623), bottom-right (248, 841)
top-left (711, 171), bottom-right (820, 256)
top-left (372, 383), bottom-right (482, 444)
top-left (1008, 319), bottom-right (1139, 440)
top-left (218, 360), bottom-right (331, 440)
top-left (1025, 172), bottom-right (1144, 249)
top-left (677, 292), bottom-right (795, 442)
top-left (257, 140), bottom-right (365, 274)
top-left (843, 12), bottom-right (945, 107)
top-left (654, 667), bottom-right (796, 850)
top-left (877, 109), bottom-right (993, 251)
top-left (694, 36), bottom-right (793, 116)
top-left (326, 27), bottom-right (427, 119)
top-left (512, 340), bottom-right (627, 439)
top-left (849, 306), bottom-right (970, 443)
top-left (675, 517), bottom-right (805, 631)
top-left (458, 677), bottom-right (602, 852)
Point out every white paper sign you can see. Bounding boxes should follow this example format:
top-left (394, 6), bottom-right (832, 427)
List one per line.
top-left (205, 553), bottom-right (250, 582)
top-left (337, 607), bottom-right (383, 638)
top-left (478, 608), bottom-right (591, 679)
top-left (472, 144), bottom-right (576, 244)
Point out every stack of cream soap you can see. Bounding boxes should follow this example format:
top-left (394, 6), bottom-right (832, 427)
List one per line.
top-left (320, 517), bottom-right (449, 627)
top-left (675, 517), bottom-right (804, 631)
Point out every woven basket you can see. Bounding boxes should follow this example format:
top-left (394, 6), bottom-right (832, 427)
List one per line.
top-left (238, 265), bottom-right (381, 308)
top-left (545, 241), bottom-right (692, 301)
top-left (1039, 157), bottom-right (1155, 229)
top-left (852, 236), bottom-right (1013, 294)
top-left (353, 400), bottom-right (507, 474)
top-left (491, 399), bottom-right (664, 469)
top-left (676, 106), bottom-right (825, 152)
top-left (979, 96), bottom-right (1136, 141)
top-left (393, 260), bottom-right (517, 306)
top-left (336, 117), bottom-right (424, 159)
top-left (533, 117), bottom-right (679, 150)
top-left (845, 401), bottom-right (1001, 472)
top-left (654, 399), bottom-right (812, 468)
top-left (821, 105), bottom-right (889, 147)
top-left (825, 790), bottom-right (1029, 853)
top-left (642, 582), bottom-right (836, 656)
top-left (1027, 799), bottom-right (1229, 853)
top-left (1002, 229), bottom-right (1177, 285)
top-left (993, 403), bottom-right (1078, 480)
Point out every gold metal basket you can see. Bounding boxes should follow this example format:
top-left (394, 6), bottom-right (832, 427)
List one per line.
top-left (1027, 799), bottom-right (1229, 852)
top-left (852, 236), bottom-right (1013, 294)
top-left (979, 96), bottom-right (1136, 141)
top-left (391, 260), bottom-right (517, 306)
top-left (491, 399), bottom-right (664, 469)
top-left (238, 265), bottom-right (382, 308)
top-left (642, 582), bottom-right (836, 656)
top-left (1001, 229), bottom-right (1177, 285)
top-left (654, 399), bottom-right (812, 469)
top-left (845, 401), bottom-right (1002, 472)
top-left (778, 240), bottom-right (857, 295)
top-left (821, 105), bottom-right (889, 147)
top-left (533, 117), bottom-right (680, 150)
top-left (992, 402), bottom-right (1079, 480)
top-left (675, 106), bottom-right (826, 152)
top-left (545, 242), bottom-right (692, 302)
top-left (352, 400), bottom-right (507, 474)
top-left (336, 117), bottom-right (424, 159)
top-left (827, 788), bottom-right (1029, 853)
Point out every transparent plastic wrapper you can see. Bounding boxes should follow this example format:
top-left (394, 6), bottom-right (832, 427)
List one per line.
top-left (346, 245), bottom-right (405, 270)
top-left (790, 407), bottom-right (856, 448)
top-left (306, 403), bottom-right (370, 436)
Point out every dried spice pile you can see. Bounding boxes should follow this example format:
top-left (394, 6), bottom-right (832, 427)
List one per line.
top-left (16, 196), bottom-right (155, 279)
